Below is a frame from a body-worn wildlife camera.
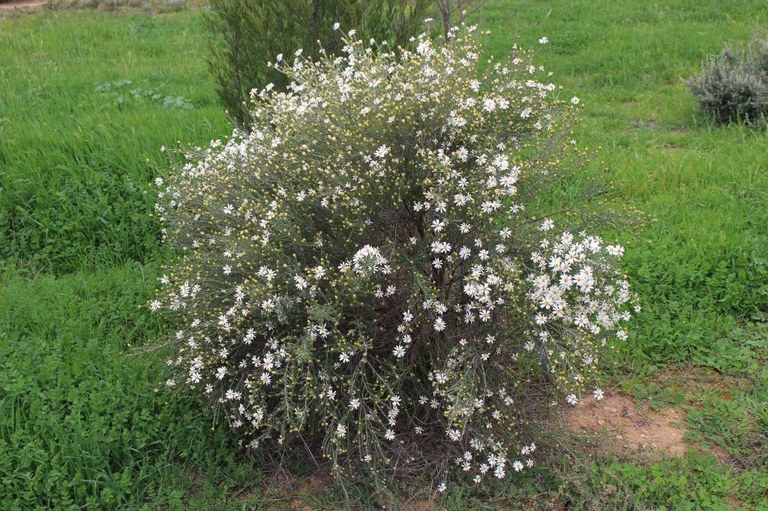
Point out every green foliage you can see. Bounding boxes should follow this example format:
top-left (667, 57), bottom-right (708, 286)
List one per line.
top-left (96, 80), bottom-right (194, 109)
top-left (204, 0), bottom-right (432, 125)
top-left (435, 448), bottom-right (756, 510)
top-left (0, 10), bottom-right (229, 275)
top-left (685, 379), bottom-right (767, 471)
top-left (559, 454), bottom-right (736, 511)
top-left (478, 0), bottom-right (768, 368)
top-left (736, 470), bottom-right (768, 510)
top-left (688, 41), bottom-right (768, 126)
top-left (0, 264), bottom-right (263, 509)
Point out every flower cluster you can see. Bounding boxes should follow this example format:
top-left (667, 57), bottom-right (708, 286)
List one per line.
top-left (526, 227), bottom-right (637, 397)
top-left (153, 27), bottom-right (635, 489)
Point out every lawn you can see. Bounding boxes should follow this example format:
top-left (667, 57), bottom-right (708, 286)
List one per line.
top-left (0, 1), bottom-right (766, 509)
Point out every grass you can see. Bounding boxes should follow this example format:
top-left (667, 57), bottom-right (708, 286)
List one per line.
top-left (0, 262), bottom-right (269, 509)
top-left (480, 0), bottom-right (768, 369)
top-left (0, 8), bottom-right (228, 274)
top-left (0, 0), bottom-right (766, 509)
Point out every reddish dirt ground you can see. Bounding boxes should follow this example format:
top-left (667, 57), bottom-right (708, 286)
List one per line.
top-left (0, 0), bottom-right (47, 10)
top-left (563, 393), bottom-right (688, 457)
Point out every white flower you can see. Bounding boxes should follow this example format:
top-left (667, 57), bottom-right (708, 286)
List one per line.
top-left (570, 96), bottom-right (580, 105)
top-left (606, 244), bottom-right (624, 257)
top-left (540, 218), bottom-right (555, 231)
top-left (566, 394), bottom-right (578, 406)
top-left (349, 398), bottom-right (361, 410)
top-left (374, 144), bottom-right (390, 159)
top-left (385, 429), bottom-right (395, 441)
top-left (430, 241), bottom-right (452, 254)
top-left (433, 317), bottom-right (446, 332)
top-left (336, 424), bottom-right (347, 438)
top-left (513, 460), bottom-right (524, 472)
top-left (593, 388), bottom-right (605, 401)
top-left (538, 36), bottom-right (549, 45)
top-left (416, 40), bottom-right (433, 56)
top-left (332, 22), bottom-right (340, 31)
top-left (574, 268), bottom-right (594, 294)
top-left (393, 345), bottom-right (406, 358)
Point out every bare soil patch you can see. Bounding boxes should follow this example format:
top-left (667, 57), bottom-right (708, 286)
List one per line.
top-left (564, 393), bottom-right (687, 457)
top-left (402, 498), bottom-right (439, 511)
top-left (0, 0), bottom-right (47, 10)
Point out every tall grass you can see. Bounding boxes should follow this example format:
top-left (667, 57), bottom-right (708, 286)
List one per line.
top-left (0, 10), bottom-right (229, 274)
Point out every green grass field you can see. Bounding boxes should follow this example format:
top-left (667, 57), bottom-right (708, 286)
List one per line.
top-left (0, 1), bottom-right (766, 509)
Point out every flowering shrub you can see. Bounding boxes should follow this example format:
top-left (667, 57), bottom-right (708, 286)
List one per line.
top-left (153, 27), bottom-right (636, 490)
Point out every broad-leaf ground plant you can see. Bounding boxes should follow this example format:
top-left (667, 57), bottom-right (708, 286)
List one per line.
top-left (153, 26), bottom-right (636, 491)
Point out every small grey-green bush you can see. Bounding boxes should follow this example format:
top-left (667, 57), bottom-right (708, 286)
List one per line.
top-left (688, 42), bottom-right (768, 126)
